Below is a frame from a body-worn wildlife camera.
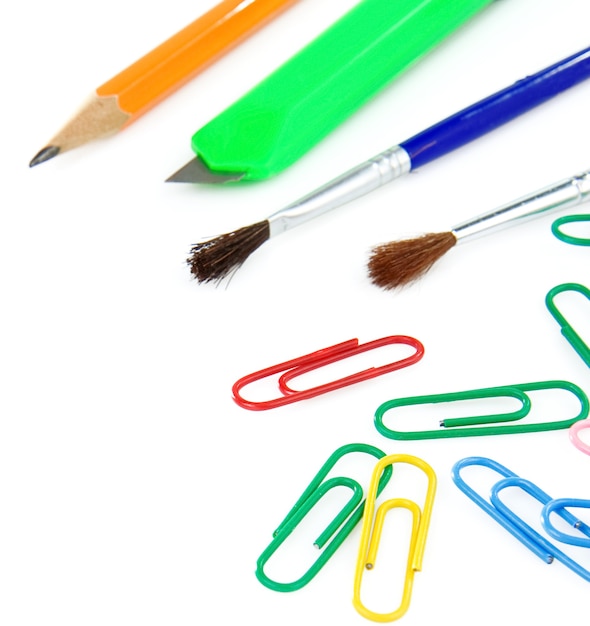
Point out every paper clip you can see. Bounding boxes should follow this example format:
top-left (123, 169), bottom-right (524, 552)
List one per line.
top-left (452, 457), bottom-right (590, 582)
top-left (490, 477), bottom-right (590, 582)
top-left (546, 282), bottom-right (590, 368)
top-left (233, 335), bottom-right (424, 410)
top-left (353, 454), bottom-right (436, 622)
top-left (374, 380), bottom-right (589, 439)
top-left (542, 498), bottom-right (590, 548)
top-left (451, 457), bottom-right (551, 561)
top-left (570, 418), bottom-right (590, 456)
top-left (255, 443), bottom-right (393, 592)
top-left (552, 214), bottom-right (590, 246)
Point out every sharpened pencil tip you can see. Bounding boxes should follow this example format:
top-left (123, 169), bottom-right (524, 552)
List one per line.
top-left (166, 156), bottom-right (244, 184)
top-left (29, 146), bottom-right (60, 168)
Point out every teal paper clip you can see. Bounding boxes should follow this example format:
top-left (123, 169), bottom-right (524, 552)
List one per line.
top-left (552, 214), bottom-right (590, 246)
top-left (374, 380), bottom-right (589, 439)
top-left (255, 443), bottom-right (392, 592)
top-left (546, 282), bottom-right (590, 367)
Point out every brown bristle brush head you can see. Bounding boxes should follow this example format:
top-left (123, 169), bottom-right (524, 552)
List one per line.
top-left (187, 220), bottom-right (270, 284)
top-left (368, 231), bottom-right (457, 290)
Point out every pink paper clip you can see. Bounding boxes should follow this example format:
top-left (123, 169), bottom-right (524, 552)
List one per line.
top-left (232, 335), bottom-right (425, 410)
top-left (570, 419), bottom-right (590, 456)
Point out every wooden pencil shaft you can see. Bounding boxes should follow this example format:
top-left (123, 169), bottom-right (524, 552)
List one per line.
top-left (47, 95), bottom-right (131, 153)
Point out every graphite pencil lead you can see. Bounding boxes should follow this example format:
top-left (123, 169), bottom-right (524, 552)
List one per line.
top-left (29, 146), bottom-right (60, 168)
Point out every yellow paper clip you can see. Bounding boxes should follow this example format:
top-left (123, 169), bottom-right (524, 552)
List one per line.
top-left (353, 454), bottom-right (436, 622)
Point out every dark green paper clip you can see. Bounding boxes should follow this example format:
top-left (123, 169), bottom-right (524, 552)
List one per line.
top-left (546, 282), bottom-right (590, 368)
top-left (374, 380), bottom-right (589, 439)
top-left (255, 443), bottom-right (393, 592)
top-left (551, 215), bottom-right (590, 246)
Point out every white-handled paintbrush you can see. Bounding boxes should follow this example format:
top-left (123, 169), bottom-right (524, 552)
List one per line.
top-left (368, 169), bottom-right (590, 290)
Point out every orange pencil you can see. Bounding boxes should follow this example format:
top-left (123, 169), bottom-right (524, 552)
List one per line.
top-left (30, 0), bottom-right (299, 167)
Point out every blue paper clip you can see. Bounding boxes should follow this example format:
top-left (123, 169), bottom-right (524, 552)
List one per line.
top-left (491, 477), bottom-right (590, 582)
top-left (452, 457), bottom-right (590, 582)
top-left (255, 443), bottom-right (393, 592)
top-left (546, 282), bottom-right (590, 368)
top-left (451, 457), bottom-right (552, 562)
top-left (542, 498), bottom-right (590, 548)
top-left (552, 214), bottom-right (590, 246)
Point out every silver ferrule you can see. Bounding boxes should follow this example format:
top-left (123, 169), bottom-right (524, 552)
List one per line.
top-left (452, 170), bottom-right (590, 244)
top-left (268, 145), bottom-right (411, 237)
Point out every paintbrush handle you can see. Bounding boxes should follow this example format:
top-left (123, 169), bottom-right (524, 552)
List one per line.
top-left (268, 47), bottom-right (590, 238)
top-left (401, 46), bottom-right (590, 167)
top-left (452, 170), bottom-right (590, 242)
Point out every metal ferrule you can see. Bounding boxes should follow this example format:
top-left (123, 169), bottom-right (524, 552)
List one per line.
top-left (268, 145), bottom-right (411, 237)
top-left (452, 170), bottom-right (590, 244)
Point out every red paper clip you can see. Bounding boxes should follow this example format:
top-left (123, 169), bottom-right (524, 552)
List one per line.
top-left (232, 335), bottom-right (425, 410)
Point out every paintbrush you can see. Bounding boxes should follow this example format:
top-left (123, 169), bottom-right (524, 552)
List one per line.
top-left (368, 169), bottom-right (590, 290)
top-left (186, 47), bottom-right (590, 283)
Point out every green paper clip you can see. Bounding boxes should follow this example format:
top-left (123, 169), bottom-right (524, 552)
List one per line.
top-left (255, 443), bottom-right (392, 592)
top-left (546, 282), bottom-right (590, 367)
top-left (551, 215), bottom-right (590, 246)
top-left (374, 380), bottom-right (589, 439)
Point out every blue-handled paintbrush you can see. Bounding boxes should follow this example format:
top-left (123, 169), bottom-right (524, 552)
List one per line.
top-left (186, 46), bottom-right (590, 284)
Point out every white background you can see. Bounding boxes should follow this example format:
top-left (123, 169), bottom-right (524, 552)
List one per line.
top-left (2, 0), bottom-right (590, 624)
